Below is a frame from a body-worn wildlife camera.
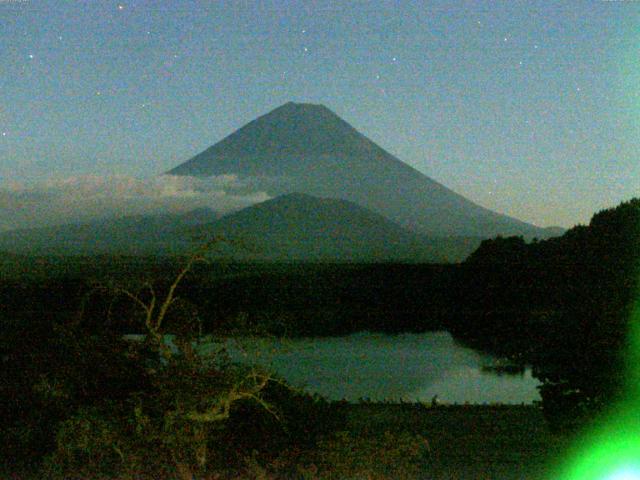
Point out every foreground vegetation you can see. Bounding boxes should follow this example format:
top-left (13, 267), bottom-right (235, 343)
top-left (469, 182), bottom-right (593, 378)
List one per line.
top-left (1, 252), bottom-right (345, 478)
top-left (454, 199), bottom-right (640, 431)
top-left (0, 249), bottom-right (554, 479)
top-left (3, 198), bottom-right (640, 477)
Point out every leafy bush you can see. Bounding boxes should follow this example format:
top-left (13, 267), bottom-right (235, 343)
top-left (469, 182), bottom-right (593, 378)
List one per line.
top-left (39, 342), bottom-right (341, 479)
top-left (0, 309), bottom-right (149, 471)
top-left (29, 248), bottom-right (340, 479)
top-left (215, 381), bottom-right (343, 468)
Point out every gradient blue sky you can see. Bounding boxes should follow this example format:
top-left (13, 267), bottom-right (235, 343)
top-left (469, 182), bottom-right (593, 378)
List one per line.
top-left (1, 0), bottom-right (638, 227)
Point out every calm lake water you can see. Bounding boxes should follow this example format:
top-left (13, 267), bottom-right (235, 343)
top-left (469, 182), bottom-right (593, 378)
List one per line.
top-left (199, 331), bottom-right (541, 404)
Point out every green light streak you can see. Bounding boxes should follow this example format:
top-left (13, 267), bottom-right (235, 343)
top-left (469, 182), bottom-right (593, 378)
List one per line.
top-left (554, 401), bottom-right (640, 479)
top-left (551, 305), bottom-right (640, 479)
top-left (605, 467), bottom-right (640, 480)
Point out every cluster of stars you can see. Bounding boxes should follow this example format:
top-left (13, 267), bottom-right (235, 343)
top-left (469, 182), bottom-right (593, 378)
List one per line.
top-left (296, 25), bottom-right (400, 87)
top-left (10, 4), bottom-right (590, 150)
top-left (301, 28), bottom-right (309, 54)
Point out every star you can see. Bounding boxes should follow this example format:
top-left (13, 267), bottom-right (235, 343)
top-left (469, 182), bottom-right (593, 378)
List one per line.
top-left (1, 132), bottom-right (7, 137)
top-left (303, 47), bottom-right (308, 52)
top-left (28, 54), bottom-right (34, 59)
top-left (96, 91), bottom-right (102, 96)
top-left (392, 57), bottom-right (397, 62)
top-left (117, 4), bottom-right (124, 10)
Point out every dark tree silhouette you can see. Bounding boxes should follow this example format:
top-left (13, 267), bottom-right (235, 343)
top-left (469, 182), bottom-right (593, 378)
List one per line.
top-left (452, 198), bottom-right (640, 430)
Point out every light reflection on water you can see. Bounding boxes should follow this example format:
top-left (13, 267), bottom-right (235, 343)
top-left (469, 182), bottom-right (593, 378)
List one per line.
top-left (199, 331), bottom-right (540, 404)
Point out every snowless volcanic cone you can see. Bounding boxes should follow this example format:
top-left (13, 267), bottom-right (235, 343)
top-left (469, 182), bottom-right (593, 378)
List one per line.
top-left (169, 102), bottom-right (556, 239)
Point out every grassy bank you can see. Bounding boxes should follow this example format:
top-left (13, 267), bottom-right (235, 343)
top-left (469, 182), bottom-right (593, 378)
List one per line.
top-left (2, 403), bottom-right (571, 479)
top-left (247, 403), bottom-right (570, 479)
top-left (338, 403), bottom-right (569, 479)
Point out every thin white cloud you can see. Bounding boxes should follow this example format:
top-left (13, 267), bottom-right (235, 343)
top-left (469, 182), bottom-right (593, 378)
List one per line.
top-left (0, 174), bottom-right (270, 231)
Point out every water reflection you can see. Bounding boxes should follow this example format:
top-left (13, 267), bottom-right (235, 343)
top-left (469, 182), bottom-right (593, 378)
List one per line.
top-left (204, 331), bottom-right (540, 404)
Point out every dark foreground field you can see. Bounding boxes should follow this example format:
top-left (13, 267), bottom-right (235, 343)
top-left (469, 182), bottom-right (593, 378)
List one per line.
top-left (338, 403), bottom-right (568, 480)
top-left (2, 403), bottom-right (571, 479)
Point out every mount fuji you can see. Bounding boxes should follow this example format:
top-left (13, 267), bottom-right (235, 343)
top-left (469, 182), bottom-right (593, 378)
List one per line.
top-left (169, 102), bottom-right (559, 239)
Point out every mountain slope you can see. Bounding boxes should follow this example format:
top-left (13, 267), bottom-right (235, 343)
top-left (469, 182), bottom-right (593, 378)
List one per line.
top-left (0, 194), bottom-right (481, 261)
top-left (169, 102), bottom-right (555, 238)
top-left (191, 193), bottom-right (474, 261)
top-left (0, 208), bottom-right (219, 256)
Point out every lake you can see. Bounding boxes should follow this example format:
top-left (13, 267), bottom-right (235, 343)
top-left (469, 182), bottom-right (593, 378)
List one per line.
top-left (200, 331), bottom-right (541, 404)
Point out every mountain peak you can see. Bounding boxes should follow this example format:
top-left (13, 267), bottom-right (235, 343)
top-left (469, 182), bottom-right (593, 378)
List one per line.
top-left (167, 102), bottom-right (379, 176)
top-left (278, 101), bottom-right (328, 110)
top-left (259, 101), bottom-right (346, 126)
top-left (168, 103), bottom-right (556, 239)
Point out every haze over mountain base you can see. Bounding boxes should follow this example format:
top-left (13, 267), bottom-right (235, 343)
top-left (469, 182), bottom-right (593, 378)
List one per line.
top-left (0, 102), bottom-right (565, 260)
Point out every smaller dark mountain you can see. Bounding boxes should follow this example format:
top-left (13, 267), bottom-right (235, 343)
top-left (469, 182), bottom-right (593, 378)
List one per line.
top-left (0, 194), bottom-right (483, 262)
top-left (191, 193), bottom-right (479, 262)
top-left (0, 209), bottom-right (220, 256)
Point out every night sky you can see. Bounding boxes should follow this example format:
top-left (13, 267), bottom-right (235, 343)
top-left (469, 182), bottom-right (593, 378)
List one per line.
top-left (1, 0), bottom-right (638, 228)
